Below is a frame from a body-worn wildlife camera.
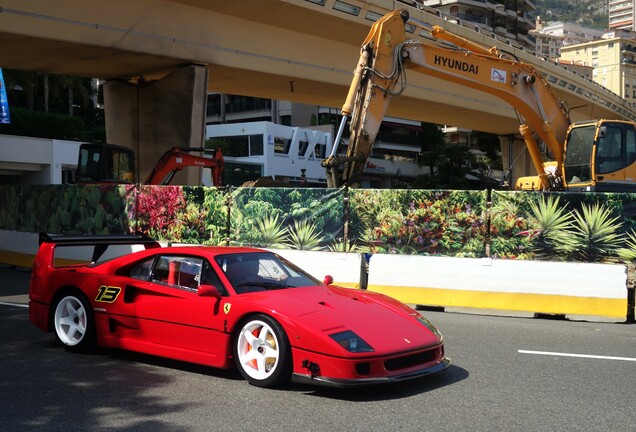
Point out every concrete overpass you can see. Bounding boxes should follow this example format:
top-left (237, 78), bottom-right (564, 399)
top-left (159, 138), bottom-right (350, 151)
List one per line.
top-left (2, 0), bottom-right (635, 182)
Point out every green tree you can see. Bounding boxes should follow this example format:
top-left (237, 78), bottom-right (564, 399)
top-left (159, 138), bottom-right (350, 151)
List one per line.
top-left (534, 0), bottom-right (606, 30)
top-left (415, 142), bottom-right (476, 190)
top-left (1, 69), bottom-right (104, 141)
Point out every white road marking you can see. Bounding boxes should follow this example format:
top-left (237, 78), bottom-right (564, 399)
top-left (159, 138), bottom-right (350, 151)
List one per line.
top-left (519, 350), bottom-right (636, 362)
top-left (0, 301), bottom-right (28, 308)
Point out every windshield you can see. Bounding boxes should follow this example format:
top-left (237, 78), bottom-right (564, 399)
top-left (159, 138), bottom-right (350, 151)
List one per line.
top-left (564, 125), bottom-right (596, 184)
top-left (216, 252), bottom-right (321, 294)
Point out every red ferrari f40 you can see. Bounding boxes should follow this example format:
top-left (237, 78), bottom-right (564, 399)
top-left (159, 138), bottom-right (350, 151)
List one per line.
top-left (29, 234), bottom-right (449, 388)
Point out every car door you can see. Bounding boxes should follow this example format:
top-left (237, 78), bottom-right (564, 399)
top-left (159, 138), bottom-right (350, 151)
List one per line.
top-left (124, 254), bottom-right (228, 365)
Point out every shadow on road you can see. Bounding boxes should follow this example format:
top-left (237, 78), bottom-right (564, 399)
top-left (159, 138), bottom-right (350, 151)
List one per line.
top-left (0, 266), bottom-right (31, 300)
top-left (1, 306), bottom-right (193, 432)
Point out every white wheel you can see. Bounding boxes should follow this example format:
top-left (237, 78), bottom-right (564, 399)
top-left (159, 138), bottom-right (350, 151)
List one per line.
top-left (53, 293), bottom-right (95, 352)
top-left (234, 315), bottom-right (291, 387)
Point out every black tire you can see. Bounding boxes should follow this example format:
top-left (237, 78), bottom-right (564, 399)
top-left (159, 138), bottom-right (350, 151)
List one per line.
top-left (233, 314), bottom-right (291, 388)
top-left (52, 291), bottom-right (96, 353)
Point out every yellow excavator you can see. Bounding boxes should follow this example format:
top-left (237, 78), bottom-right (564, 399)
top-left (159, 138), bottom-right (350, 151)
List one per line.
top-left (322, 9), bottom-right (636, 192)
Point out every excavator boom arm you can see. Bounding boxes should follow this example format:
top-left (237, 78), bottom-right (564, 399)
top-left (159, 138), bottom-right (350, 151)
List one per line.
top-left (145, 147), bottom-right (224, 186)
top-left (328, 9), bottom-right (571, 189)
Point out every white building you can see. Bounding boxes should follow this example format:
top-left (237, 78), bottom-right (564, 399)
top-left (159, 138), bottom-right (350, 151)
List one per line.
top-left (206, 121), bottom-right (331, 187)
top-left (609, 0), bottom-right (636, 31)
top-left (0, 134), bottom-right (80, 184)
top-left (423, 0), bottom-right (537, 51)
top-left (531, 18), bottom-right (605, 59)
top-left (206, 121), bottom-right (426, 188)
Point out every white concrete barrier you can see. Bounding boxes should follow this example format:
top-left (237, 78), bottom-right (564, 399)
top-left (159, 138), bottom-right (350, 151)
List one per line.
top-left (269, 249), bottom-right (362, 288)
top-left (367, 254), bottom-right (628, 319)
top-left (0, 230), bottom-right (145, 266)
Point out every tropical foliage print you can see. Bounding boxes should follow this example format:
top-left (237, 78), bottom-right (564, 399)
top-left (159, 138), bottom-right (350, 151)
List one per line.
top-left (133, 186), bottom-right (226, 244)
top-left (349, 189), bottom-right (487, 256)
top-left (228, 187), bottom-right (344, 250)
top-left (4, 183), bottom-right (636, 263)
top-left (5, 184), bottom-right (132, 235)
top-left (491, 191), bottom-right (636, 263)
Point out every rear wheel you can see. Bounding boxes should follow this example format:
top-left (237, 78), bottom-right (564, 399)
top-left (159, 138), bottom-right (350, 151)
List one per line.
top-left (53, 292), bottom-right (96, 353)
top-left (233, 314), bottom-right (291, 388)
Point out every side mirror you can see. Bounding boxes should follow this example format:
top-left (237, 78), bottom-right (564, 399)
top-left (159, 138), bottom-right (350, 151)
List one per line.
top-left (198, 284), bottom-right (221, 298)
top-left (323, 275), bottom-right (333, 286)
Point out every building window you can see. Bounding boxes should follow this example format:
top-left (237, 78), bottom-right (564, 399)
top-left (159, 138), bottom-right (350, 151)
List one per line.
top-left (217, 135), bottom-right (249, 157)
top-left (314, 143), bottom-right (326, 159)
top-left (280, 115), bottom-right (291, 126)
top-left (224, 162), bottom-right (263, 186)
top-left (249, 134), bottom-right (264, 156)
top-left (274, 137), bottom-right (291, 154)
top-left (298, 140), bottom-right (309, 157)
top-left (207, 94), bottom-right (221, 116)
top-left (333, 1), bottom-right (360, 15)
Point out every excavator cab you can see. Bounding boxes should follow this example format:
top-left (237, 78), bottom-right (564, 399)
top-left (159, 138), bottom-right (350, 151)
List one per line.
top-left (564, 120), bottom-right (636, 192)
top-left (77, 143), bottom-right (135, 183)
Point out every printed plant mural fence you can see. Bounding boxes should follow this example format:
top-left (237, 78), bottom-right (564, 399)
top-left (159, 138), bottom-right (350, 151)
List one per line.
top-left (3, 184), bottom-right (636, 263)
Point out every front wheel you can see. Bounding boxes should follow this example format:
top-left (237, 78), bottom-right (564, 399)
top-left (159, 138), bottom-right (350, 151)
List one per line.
top-left (53, 292), bottom-right (96, 353)
top-left (233, 314), bottom-right (291, 388)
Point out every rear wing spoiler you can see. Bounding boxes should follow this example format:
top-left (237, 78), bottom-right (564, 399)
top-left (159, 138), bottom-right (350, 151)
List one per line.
top-left (39, 232), bottom-right (161, 263)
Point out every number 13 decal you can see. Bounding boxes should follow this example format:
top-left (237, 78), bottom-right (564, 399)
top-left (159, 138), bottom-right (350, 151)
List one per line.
top-left (95, 286), bottom-right (122, 303)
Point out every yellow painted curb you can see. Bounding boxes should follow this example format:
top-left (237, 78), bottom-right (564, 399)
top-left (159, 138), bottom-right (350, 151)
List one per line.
top-left (0, 250), bottom-right (85, 268)
top-left (368, 285), bottom-right (627, 319)
top-left (0, 250), bottom-right (34, 268)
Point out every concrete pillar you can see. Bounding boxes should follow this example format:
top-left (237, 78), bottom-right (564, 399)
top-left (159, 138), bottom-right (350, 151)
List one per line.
top-left (103, 64), bottom-right (208, 185)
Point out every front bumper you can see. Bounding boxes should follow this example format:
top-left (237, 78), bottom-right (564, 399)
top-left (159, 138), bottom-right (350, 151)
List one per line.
top-left (292, 357), bottom-right (450, 388)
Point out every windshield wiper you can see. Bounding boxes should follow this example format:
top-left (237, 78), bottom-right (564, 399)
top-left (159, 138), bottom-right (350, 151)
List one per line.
top-left (234, 281), bottom-right (286, 290)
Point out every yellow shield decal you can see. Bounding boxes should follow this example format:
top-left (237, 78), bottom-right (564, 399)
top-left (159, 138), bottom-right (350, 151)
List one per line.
top-left (224, 303), bottom-right (231, 315)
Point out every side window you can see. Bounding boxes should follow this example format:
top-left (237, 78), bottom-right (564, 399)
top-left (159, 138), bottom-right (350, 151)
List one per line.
top-left (597, 125), bottom-right (626, 174)
top-left (150, 256), bottom-right (204, 291)
top-left (598, 127), bottom-right (622, 158)
top-left (626, 127), bottom-right (636, 165)
top-left (200, 260), bottom-right (227, 296)
top-left (129, 257), bottom-right (155, 281)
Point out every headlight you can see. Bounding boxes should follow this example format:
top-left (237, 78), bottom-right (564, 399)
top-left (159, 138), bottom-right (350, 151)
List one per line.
top-left (414, 314), bottom-right (443, 340)
top-left (329, 330), bottom-right (374, 353)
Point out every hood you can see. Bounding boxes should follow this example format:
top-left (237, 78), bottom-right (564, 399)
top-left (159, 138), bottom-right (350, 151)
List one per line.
top-left (243, 285), bottom-right (442, 354)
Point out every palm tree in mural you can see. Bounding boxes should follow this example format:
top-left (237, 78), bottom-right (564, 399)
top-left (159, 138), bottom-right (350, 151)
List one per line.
top-left (285, 219), bottom-right (324, 251)
top-left (255, 214), bottom-right (288, 248)
top-left (525, 195), bottom-right (576, 260)
top-left (569, 202), bottom-right (623, 262)
top-left (328, 239), bottom-right (361, 253)
top-left (616, 230), bottom-right (636, 262)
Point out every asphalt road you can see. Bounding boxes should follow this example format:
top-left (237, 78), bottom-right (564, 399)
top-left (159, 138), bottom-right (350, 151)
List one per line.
top-left (1, 266), bottom-right (635, 432)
